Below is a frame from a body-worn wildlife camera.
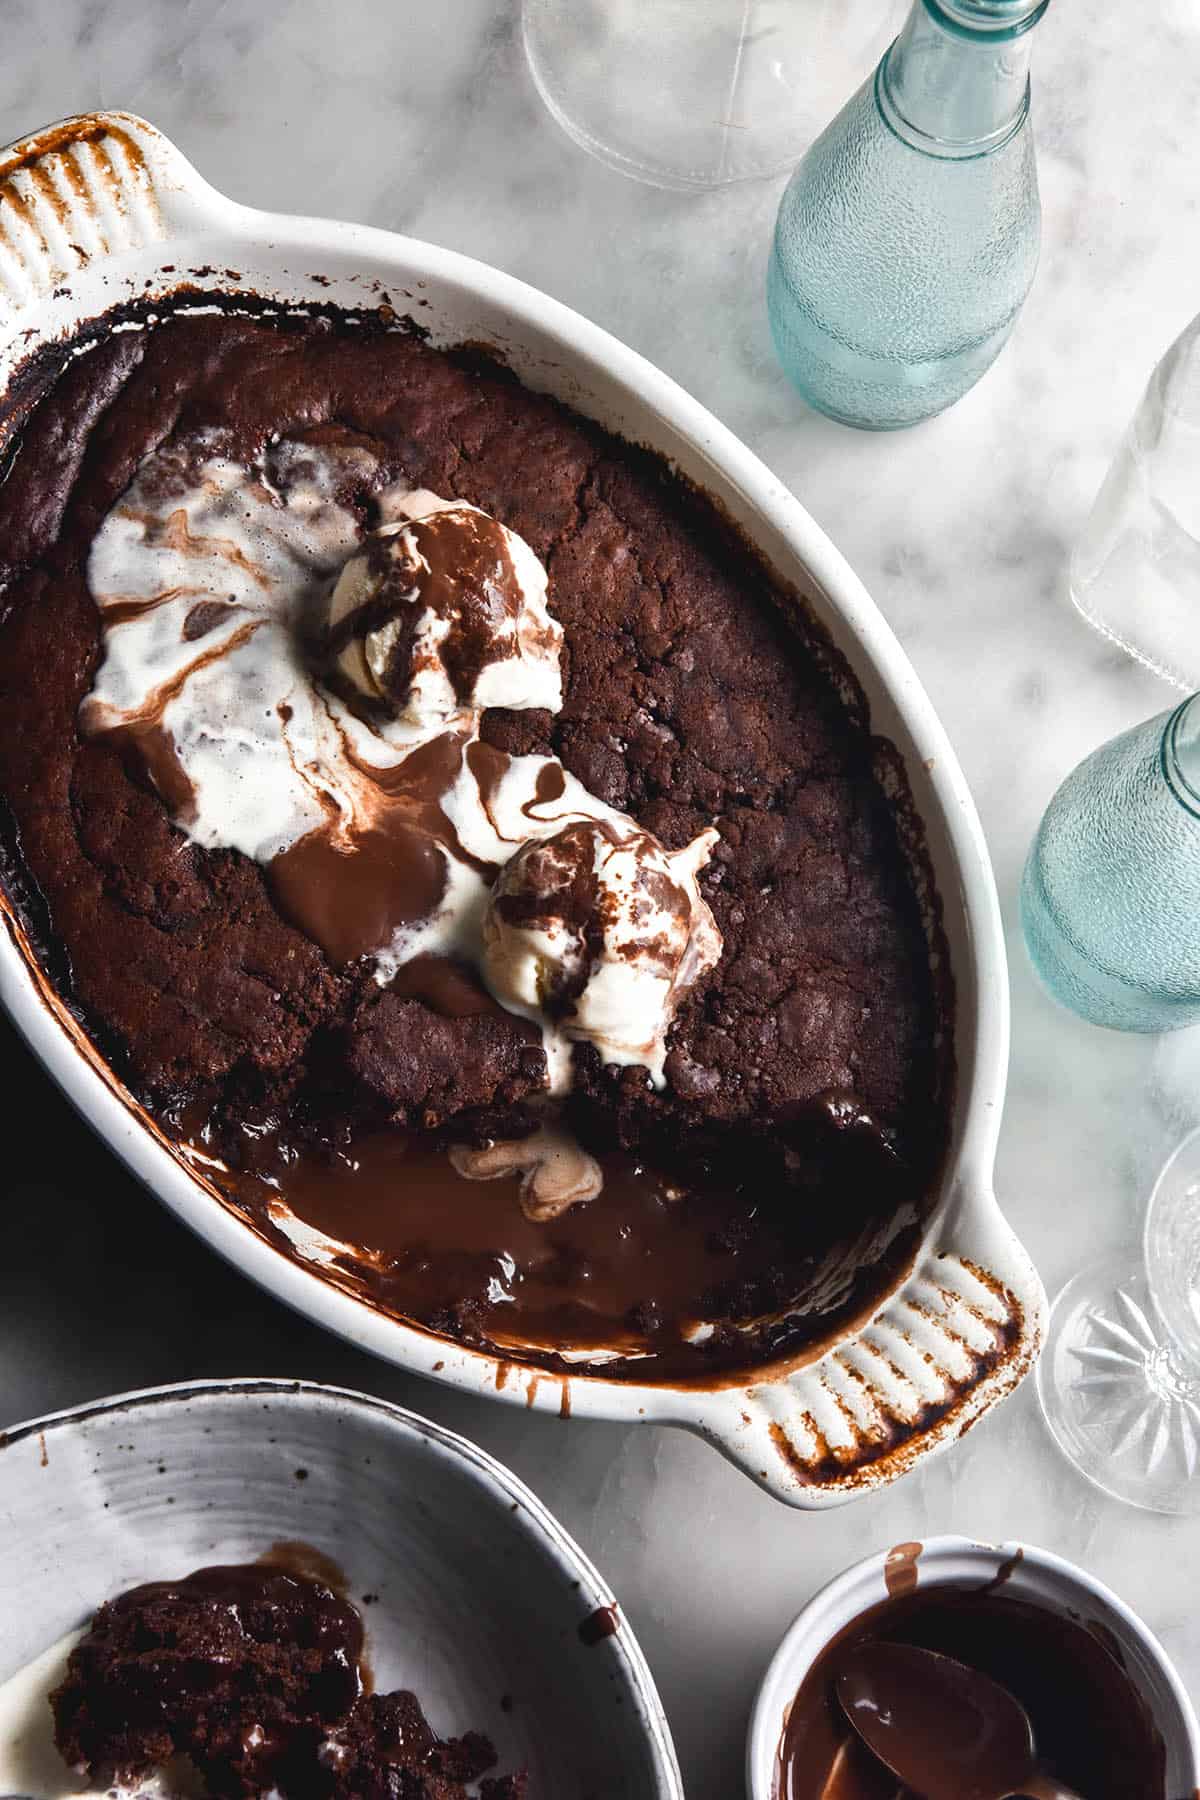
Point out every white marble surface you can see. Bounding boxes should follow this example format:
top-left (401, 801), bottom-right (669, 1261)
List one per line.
top-left (2, 1), bottom-right (1200, 1791)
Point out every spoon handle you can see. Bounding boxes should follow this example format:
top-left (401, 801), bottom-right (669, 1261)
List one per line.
top-left (1005, 1774), bottom-right (1086, 1800)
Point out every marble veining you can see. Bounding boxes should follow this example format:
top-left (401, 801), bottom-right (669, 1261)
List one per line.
top-left (2, 3), bottom-right (1199, 1794)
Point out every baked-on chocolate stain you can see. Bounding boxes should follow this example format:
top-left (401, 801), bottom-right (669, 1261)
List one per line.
top-left (0, 300), bottom-right (953, 1374)
top-left (774, 1583), bottom-right (1168, 1800)
top-left (52, 1560), bottom-right (527, 1800)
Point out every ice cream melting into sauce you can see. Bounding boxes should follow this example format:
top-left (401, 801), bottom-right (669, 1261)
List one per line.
top-left (83, 434), bottom-right (722, 1215)
top-left (483, 817), bottom-right (720, 1091)
top-left (0, 1628), bottom-right (202, 1799)
top-left (0, 1627), bottom-right (88, 1798)
top-left (327, 488), bottom-right (563, 723)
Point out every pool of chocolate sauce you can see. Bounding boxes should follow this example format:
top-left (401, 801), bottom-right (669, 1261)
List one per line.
top-left (189, 1108), bottom-right (924, 1379)
top-left (775, 1581), bottom-right (1169, 1800)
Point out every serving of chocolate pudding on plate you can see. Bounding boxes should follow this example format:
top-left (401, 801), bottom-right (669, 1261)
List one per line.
top-left (0, 300), bottom-right (951, 1376)
top-left (50, 1560), bottom-right (526, 1798)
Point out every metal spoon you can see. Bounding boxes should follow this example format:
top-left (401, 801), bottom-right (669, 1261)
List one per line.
top-left (836, 1642), bottom-right (1085, 1800)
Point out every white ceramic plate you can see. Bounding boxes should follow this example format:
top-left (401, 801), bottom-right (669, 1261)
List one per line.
top-left (0, 1378), bottom-right (682, 1799)
top-left (0, 112), bottom-right (1045, 1507)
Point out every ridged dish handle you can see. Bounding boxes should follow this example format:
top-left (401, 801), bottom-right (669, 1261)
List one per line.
top-left (0, 111), bottom-right (223, 326)
top-left (688, 1171), bottom-right (1047, 1510)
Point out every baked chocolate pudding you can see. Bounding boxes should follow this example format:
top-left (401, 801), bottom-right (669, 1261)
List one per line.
top-left (51, 1561), bottom-right (525, 1798)
top-left (774, 1578), bottom-right (1168, 1799)
top-left (0, 300), bottom-right (952, 1375)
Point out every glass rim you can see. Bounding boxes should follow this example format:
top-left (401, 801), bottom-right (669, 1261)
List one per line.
top-left (1161, 694), bottom-right (1200, 820)
top-left (924, 0), bottom-right (1051, 40)
top-left (1143, 1125), bottom-right (1200, 1368)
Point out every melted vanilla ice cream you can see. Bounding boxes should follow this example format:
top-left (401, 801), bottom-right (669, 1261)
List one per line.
top-left (82, 433), bottom-right (724, 1212)
top-left (328, 490), bottom-right (562, 724)
top-left (0, 1627), bottom-right (86, 1798)
top-left (483, 819), bottom-right (721, 1090)
top-left (450, 1123), bottom-right (604, 1222)
top-left (0, 1628), bottom-right (202, 1799)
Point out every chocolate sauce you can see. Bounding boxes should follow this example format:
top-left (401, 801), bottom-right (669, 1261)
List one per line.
top-left (578, 1604), bottom-right (621, 1646)
top-left (526, 760), bottom-right (566, 811)
top-left (836, 1643), bottom-right (1037, 1799)
top-left (267, 730), bottom-right (498, 968)
top-left (105, 1561), bottom-right (364, 1678)
top-left (269, 816), bottom-right (448, 968)
top-left (331, 505), bottom-right (526, 707)
top-left (183, 598), bottom-right (239, 640)
top-left (465, 736), bottom-right (510, 822)
top-left (196, 1106), bottom-right (922, 1378)
top-left (386, 952), bottom-right (505, 1017)
top-left (775, 1583), bottom-right (1169, 1800)
top-left (107, 717), bottom-right (199, 823)
top-left (391, 506), bottom-right (522, 699)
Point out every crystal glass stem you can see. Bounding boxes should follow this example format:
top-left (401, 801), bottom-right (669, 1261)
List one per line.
top-left (1037, 1131), bottom-right (1200, 1515)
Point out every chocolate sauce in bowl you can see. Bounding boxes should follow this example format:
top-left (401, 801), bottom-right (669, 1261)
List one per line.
top-left (836, 1643), bottom-right (1038, 1800)
top-left (774, 1583), bottom-right (1169, 1800)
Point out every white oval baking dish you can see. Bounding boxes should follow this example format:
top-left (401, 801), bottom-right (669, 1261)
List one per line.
top-left (0, 112), bottom-right (1045, 1508)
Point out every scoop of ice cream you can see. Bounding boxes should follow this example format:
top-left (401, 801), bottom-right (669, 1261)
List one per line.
top-left (327, 490), bottom-right (562, 726)
top-left (481, 818), bottom-right (722, 1090)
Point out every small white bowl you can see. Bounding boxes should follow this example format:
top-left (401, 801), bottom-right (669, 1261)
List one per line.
top-left (746, 1533), bottom-right (1200, 1799)
top-left (0, 1378), bottom-right (681, 1799)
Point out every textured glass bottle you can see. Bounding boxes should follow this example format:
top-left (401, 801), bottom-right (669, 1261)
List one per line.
top-left (768, 0), bottom-right (1048, 430)
top-left (1021, 696), bottom-right (1200, 1032)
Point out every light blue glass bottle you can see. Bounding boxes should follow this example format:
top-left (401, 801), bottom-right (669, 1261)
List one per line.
top-left (1021, 696), bottom-right (1200, 1032)
top-left (767, 0), bottom-right (1049, 431)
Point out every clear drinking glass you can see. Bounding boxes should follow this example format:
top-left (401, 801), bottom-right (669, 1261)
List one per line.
top-left (521, 0), bottom-right (906, 191)
top-left (1037, 1129), bottom-right (1200, 1515)
top-left (1071, 315), bottom-right (1200, 694)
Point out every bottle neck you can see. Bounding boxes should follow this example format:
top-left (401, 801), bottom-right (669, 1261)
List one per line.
top-left (879, 0), bottom-right (1047, 158)
top-left (1162, 694), bottom-right (1200, 821)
